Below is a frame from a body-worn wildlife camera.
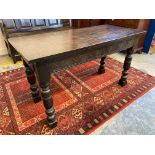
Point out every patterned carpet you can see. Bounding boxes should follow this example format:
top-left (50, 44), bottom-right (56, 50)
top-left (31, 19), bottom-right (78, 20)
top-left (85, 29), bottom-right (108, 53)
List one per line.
top-left (0, 57), bottom-right (155, 135)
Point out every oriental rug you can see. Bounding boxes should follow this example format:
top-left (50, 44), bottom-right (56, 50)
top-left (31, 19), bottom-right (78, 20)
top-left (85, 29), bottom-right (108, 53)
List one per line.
top-left (0, 57), bottom-right (155, 135)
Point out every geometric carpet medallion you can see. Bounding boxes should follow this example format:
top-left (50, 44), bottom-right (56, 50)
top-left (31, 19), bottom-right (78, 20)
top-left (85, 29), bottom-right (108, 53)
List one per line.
top-left (0, 57), bottom-right (155, 135)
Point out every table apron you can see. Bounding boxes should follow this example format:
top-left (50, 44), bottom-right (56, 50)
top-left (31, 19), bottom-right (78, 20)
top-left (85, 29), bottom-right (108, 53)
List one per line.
top-left (39, 38), bottom-right (136, 73)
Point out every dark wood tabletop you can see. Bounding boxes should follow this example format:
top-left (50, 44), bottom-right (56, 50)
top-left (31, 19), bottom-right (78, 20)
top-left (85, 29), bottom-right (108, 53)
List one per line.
top-left (8, 25), bottom-right (145, 63)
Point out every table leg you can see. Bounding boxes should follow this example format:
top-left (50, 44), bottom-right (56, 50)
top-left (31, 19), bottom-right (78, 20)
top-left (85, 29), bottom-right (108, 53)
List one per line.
top-left (118, 47), bottom-right (133, 86)
top-left (23, 60), bottom-right (41, 103)
top-left (35, 63), bottom-right (57, 128)
top-left (98, 56), bottom-right (106, 74)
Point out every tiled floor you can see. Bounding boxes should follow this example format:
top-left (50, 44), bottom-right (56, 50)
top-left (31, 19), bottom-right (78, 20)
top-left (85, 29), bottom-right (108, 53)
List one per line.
top-left (0, 55), bottom-right (23, 73)
top-left (93, 52), bottom-right (155, 135)
top-left (94, 87), bottom-right (155, 134)
top-left (0, 52), bottom-right (155, 135)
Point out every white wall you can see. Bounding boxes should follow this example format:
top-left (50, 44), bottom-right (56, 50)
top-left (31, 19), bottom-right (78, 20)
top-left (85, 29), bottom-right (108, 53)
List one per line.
top-left (0, 29), bottom-right (7, 56)
top-left (0, 23), bottom-right (8, 56)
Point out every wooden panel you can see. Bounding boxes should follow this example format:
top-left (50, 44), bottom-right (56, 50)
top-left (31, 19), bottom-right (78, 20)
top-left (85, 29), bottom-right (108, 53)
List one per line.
top-left (18, 19), bottom-right (32, 27)
top-left (48, 19), bottom-right (58, 25)
top-left (61, 19), bottom-right (70, 26)
top-left (104, 19), bottom-right (140, 29)
top-left (72, 19), bottom-right (105, 28)
top-left (33, 19), bottom-right (46, 26)
top-left (104, 19), bottom-right (150, 51)
top-left (2, 19), bottom-right (15, 29)
top-left (75, 19), bottom-right (90, 28)
top-left (89, 19), bottom-right (105, 26)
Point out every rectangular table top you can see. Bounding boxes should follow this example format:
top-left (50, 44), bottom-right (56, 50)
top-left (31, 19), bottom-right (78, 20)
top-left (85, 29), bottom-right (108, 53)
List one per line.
top-left (8, 25), bottom-right (145, 63)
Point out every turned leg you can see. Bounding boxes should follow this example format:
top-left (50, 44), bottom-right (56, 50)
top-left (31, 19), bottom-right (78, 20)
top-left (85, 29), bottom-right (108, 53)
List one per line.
top-left (98, 56), bottom-right (106, 74)
top-left (35, 62), bottom-right (57, 128)
top-left (118, 47), bottom-right (133, 86)
top-left (23, 60), bottom-right (41, 103)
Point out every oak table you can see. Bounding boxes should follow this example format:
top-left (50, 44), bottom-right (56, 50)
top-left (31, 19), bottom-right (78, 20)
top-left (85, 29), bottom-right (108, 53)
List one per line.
top-left (8, 25), bottom-right (145, 128)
